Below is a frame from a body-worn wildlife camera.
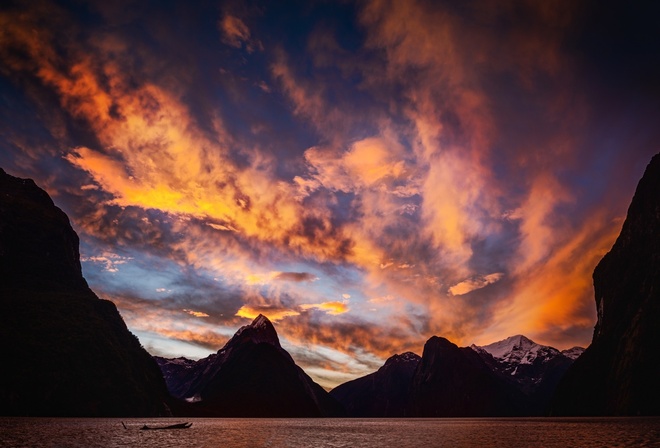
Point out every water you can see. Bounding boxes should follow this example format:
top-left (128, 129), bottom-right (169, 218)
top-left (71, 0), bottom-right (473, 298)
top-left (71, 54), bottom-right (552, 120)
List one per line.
top-left (1, 417), bottom-right (660, 447)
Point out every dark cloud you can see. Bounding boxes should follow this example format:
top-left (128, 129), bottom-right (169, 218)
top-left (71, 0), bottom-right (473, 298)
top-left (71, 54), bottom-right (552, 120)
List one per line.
top-left (273, 272), bottom-right (318, 282)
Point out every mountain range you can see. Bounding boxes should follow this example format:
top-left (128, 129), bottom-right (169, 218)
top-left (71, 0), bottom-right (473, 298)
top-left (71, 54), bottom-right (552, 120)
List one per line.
top-left (330, 334), bottom-right (582, 417)
top-left (1, 151), bottom-right (658, 417)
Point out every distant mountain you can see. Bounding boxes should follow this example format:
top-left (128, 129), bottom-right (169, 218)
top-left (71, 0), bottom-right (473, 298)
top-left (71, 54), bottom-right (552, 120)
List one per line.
top-left (471, 335), bottom-right (582, 414)
top-left (0, 168), bottom-right (170, 417)
top-left (330, 352), bottom-right (420, 417)
top-left (552, 153), bottom-right (660, 416)
top-left (156, 314), bottom-right (345, 417)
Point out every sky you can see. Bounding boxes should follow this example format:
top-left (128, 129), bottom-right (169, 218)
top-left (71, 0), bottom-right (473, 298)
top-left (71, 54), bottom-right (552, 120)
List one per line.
top-left (1, 0), bottom-right (659, 389)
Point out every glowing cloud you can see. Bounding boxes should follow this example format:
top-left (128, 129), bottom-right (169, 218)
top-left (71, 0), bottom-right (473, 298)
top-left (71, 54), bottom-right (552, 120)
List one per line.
top-left (235, 305), bottom-right (300, 322)
top-left (300, 301), bottom-right (350, 316)
top-left (448, 273), bottom-right (505, 296)
top-left (183, 309), bottom-right (210, 318)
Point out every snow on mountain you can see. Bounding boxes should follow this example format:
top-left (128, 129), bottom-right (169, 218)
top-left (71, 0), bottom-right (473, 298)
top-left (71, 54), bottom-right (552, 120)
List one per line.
top-left (561, 347), bottom-right (585, 360)
top-left (470, 335), bottom-right (584, 412)
top-left (475, 335), bottom-right (562, 371)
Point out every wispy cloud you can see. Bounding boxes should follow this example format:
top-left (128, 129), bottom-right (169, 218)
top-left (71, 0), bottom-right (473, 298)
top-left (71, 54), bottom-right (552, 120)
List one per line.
top-left (81, 252), bottom-right (132, 273)
top-left (449, 273), bottom-right (505, 296)
top-left (219, 14), bottom-right (262, 53)
top-left (300, 301), bottom-right (350, 316)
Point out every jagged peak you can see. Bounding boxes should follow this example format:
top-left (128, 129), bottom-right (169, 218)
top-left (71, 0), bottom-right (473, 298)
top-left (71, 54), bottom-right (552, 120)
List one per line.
top-left (229, 313), bottom-right (280, 349)
top-left (252, 313), bottom-right (270, 329)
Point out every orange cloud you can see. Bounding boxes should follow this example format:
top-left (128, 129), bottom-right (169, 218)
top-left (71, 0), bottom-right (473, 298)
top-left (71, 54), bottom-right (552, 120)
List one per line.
top-left (183, 309), bottom-right (210, 318)
top-left (0, 19), bottom-right (356, 266)
top-left (477, 213), bottom-right (622, 348)
top-left (235, 305), bottom-right (300, 322)
top-left (220, 15), bottom-right (250, 47)
top-left (300, 301), bottom-right (350, 316)
top-left (448, 273), bottom-right (505, 296)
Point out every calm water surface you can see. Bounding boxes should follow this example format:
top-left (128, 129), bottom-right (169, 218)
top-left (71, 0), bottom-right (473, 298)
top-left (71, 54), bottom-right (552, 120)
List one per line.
top-left (1, 417), bottom-right (660, 447)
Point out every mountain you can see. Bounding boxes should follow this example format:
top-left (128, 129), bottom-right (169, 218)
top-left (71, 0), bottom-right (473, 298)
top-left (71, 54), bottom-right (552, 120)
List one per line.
top-left (330, 352), bottom-right (420, 417)
top-left (156, 314), bottom-right (345, 417)
top-left (471, 335), bottom-right (582, 414)
top-left (409, 336), bottom-right (530, 417)
top-left (560, 347), bottom-right (585, 360)
top-left (0, 168), bottom-right (170, 416)
top-left (552, 153), bottom-right (660, 416)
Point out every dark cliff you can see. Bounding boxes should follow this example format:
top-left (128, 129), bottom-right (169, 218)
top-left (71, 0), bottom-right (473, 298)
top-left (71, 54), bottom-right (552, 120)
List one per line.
top-left (552, 153), bottom-right (660, 415)
top-left (0, 168), bottom-right (170, 417)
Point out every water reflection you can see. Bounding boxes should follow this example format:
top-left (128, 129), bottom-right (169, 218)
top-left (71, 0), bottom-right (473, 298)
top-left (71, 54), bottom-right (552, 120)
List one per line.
top-left (1, 417), bottom-right (659, 447)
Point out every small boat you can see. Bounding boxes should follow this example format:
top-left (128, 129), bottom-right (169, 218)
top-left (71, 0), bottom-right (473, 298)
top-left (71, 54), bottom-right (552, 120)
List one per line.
top-left (140, 422), bottom-right (193, 430)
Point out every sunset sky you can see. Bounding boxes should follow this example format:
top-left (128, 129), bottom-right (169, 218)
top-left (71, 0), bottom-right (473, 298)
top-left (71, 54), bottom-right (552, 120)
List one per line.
top-left (1, 0), bottom-right (659, 388)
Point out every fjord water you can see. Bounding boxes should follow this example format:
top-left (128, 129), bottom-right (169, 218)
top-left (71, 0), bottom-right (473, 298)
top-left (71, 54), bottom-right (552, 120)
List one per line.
top-left (2, 418), bottom-right (660, 447)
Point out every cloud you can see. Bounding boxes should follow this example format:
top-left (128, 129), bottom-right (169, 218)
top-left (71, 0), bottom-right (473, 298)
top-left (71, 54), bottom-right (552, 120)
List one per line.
top-left (183, 309), bottom-right (210, 318)
top-left (448, 273), bottom-right (505, 296)
top-left (468, 204), bottom-right (623, 350)
top-left (300, 301), bottom-right (350, 316)
top-left (81, 252), bottom-right (132, 273)
top-left (0, 16), bottom-right (355, 266)
top-left (235, 305), bottom-right (300, 321)
top-left (219, 14), bottom-right (262, 52)
top-left (273, 272), bottom-right (319, 283)
top-left (301, 136), bottom-right (414, 195)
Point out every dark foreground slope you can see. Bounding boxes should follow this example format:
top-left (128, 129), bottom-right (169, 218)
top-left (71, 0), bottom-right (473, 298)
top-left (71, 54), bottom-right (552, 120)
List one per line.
top-left (552, 153), bottom-right (660, 416)
top-left (0, 168), bottom-right (169, 417)
top-left (157, 314), bottom-right (345, 417)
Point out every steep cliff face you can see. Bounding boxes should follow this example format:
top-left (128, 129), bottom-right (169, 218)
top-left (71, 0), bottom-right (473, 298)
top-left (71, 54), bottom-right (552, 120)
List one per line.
top-left (0, 169), bottom-right (170, 417)
top-left (552, 153), bottom-right (660, 415)
top-left (0, 168), bottom-right (87, 291)
top-left (330, 352), bottom-right (420, 417)
top-left (157, 314), bottom-right (345, 417)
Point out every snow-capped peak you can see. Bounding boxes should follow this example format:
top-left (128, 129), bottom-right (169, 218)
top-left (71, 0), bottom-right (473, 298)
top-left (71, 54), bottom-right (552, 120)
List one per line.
top-left (476, 335), bottom-right (561, 367)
